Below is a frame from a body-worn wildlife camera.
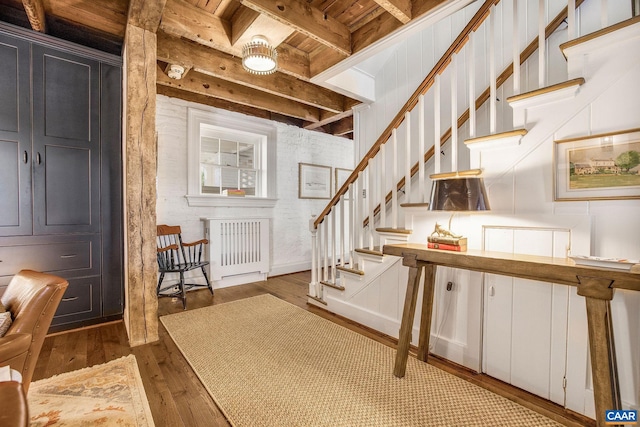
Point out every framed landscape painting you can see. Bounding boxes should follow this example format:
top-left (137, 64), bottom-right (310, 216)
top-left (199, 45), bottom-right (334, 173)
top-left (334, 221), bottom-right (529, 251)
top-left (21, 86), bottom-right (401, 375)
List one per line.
top-left (298, 163), bottom-right (332, 199)
top-left (554, 128), bottom-right (640, 201)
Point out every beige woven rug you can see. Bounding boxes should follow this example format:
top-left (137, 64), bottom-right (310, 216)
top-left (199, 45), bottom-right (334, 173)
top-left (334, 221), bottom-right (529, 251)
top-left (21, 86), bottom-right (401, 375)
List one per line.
top-left (28, 355), bottom-right (155, 427)
top-left (161, 294), bottom-right (561, 427)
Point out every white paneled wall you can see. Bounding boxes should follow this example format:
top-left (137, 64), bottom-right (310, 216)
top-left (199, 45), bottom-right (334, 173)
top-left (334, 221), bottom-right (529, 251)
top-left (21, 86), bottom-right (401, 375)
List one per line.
top-left (345, 0), bottom-right (639, 418)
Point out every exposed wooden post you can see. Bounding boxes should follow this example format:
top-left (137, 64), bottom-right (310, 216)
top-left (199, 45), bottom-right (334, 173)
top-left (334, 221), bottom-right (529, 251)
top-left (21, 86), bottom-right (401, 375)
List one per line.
top-left (21, 0), bottom-right (46, 32)
top-left (124, 24), bottom-right (159, 346)
top-left (123, 0), bottom-right (166, 347)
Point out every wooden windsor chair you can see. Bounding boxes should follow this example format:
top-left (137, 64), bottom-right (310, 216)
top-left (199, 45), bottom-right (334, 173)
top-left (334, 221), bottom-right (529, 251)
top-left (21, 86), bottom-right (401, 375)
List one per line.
top-left (156, 225), bottom-right (213, 309)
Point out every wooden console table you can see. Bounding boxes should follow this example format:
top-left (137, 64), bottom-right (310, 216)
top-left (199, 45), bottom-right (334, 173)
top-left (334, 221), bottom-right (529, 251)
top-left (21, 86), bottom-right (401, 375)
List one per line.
top-left (382, 243), bottom-right (640, 427)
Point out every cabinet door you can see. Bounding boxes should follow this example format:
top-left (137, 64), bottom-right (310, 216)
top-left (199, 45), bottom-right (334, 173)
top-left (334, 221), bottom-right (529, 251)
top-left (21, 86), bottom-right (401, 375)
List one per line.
top-left (31, 46), bottom-right (100, 235)
top-left (0, 34), bottom-right (32, 236)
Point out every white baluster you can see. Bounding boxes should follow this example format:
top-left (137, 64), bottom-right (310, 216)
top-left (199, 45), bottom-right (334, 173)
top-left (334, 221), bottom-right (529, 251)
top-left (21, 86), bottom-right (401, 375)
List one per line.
top-left (357, 171), bottom-right (363, 250)
top-left (434, 75), bottom-right (441, 173)
top-left (538, 0), bottom-right (546, 88)
top-left (419, 94), bottom-right (426, 200)
top-left (451, 53), bottom-right (458, 173)
top-left (568, 0), bottom-right (576, 41)
top-left (339, 194), bottom-right (345, 267)
top-left (490, 4), bottom-right (497, 134)
top-left (368, 159), bottom-right (375, 249)
top-left (600, 0), bottom-right (607, 28)
top-left (404, 112), bottom-right (412, 202)
top-left (512, 0), bottom-right (520, 94)
top-left (331, 207), bottom-right (336, 283)
top-left (392, 129), bottom-right (398, 229)
top-left (348, 183), bottom-right (354, 264)
top-left (323, 215), bottom-right (329, 283)
top-left (468, 32), bottom-right (476, 138)
top-left (380, 143), bottom-right (387, 228)
top-left (317, 220), bottom-right (323, 295)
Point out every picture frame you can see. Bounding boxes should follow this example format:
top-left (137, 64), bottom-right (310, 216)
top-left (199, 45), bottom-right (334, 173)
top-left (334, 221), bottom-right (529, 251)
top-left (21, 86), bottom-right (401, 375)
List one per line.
top-left (334, 168), bottom-right (353, 198)
top-left (298, 163), bottom-right (332, 199)
top-left (554, 128), bottom-right (640, 201)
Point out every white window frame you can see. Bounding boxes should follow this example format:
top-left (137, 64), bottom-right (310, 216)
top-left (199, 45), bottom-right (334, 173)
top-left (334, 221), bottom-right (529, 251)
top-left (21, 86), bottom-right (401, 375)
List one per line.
top-left (186, 108), bottom-right (277, 207)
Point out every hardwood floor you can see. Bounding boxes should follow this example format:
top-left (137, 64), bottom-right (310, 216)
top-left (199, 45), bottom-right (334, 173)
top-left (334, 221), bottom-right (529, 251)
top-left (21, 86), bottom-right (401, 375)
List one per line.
top-left (33, 271), bottom-right (594, 427)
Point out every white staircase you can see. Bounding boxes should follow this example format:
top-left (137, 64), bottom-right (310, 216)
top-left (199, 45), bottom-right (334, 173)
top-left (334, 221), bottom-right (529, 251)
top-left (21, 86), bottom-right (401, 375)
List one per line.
top-left (308, 0), bottom-right (640, 420)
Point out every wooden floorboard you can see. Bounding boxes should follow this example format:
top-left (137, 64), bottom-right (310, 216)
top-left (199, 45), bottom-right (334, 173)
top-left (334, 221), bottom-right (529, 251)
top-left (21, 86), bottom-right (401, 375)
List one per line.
top-left (33, 271), bottom-right (595, 427)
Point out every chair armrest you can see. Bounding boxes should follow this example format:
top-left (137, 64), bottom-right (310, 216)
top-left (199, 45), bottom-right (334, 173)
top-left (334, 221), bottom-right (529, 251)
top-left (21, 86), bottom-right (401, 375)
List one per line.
top-left (0, 334), bottom-right (32, 365)
top-left (157, 244), bottom-right (179, 253)
top-left (183, 239), bottom-right (208, 246)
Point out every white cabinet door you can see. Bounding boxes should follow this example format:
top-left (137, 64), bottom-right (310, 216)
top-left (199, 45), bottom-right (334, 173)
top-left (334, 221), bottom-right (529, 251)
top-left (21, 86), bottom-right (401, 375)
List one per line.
top-left (483, 226), bottom-right (571, 405)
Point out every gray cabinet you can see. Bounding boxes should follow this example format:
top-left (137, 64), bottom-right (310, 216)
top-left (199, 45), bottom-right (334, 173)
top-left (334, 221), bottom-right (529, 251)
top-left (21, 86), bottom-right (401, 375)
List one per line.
top-left (0, 33), bottom-right (32, 237)
top-left (0, 24), bottom-right (123, 331)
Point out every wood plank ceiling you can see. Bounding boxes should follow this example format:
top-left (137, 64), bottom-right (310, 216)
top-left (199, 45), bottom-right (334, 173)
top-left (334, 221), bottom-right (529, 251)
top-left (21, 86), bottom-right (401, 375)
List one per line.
top-left (0, 0), bottom-right (450, 139)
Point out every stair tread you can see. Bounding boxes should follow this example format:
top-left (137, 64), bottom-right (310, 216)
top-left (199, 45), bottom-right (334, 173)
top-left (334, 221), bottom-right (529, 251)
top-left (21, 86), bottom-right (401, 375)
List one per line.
top-left (506, 78), bottom-right (585, 104)
top-left (375, 227), bottom-right (412, 235)
top-left (320, 280), bottom-right (346, 291)
top-left (400, 202), bottom-right (430, 208)
top-left (307, 294), bottom-right (327, 305)
top-left (560, 15), bottom-right (640, 57)
top-left (355, 247), bottom-right (384, 256)
top-left (464, 129), bottom-right (527, 145)
top-left (336, 265), bottom-right (365, 275)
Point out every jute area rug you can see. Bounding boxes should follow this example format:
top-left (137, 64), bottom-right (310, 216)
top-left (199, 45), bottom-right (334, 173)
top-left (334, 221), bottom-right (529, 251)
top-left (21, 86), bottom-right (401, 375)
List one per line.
top-left (28, 354), bottom-right (155, 427)
top-left (160, 294), bottom-right (562, 427)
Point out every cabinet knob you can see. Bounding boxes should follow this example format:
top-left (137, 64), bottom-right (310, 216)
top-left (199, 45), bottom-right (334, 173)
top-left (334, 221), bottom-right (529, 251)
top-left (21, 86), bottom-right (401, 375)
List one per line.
top-left (36, 152), bottom-right (42, 164)
top-left (489, 285), bottom-right (495, 296)
top-left (23, 151), bottom-right (28, 164)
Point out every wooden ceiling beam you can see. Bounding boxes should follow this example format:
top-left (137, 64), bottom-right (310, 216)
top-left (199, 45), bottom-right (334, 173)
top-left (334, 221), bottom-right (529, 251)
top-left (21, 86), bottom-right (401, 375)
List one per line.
top-left (304, 109), bottom-right (353, 130)
top-left (44, 0), bottom-right (128, 38)
top-left (157, 66), bottom-right (321, 122)
top-left (239, 0), bottom-right (351, 55)
top-left (351, 9), bottom-right (402, 53)
top-left (127, 0), bottom-right (167, 32)
top-left (230, 6), bottom-right (260, 45)
top-left (21, 0), bottom-right (46, 32)
top-left (157, 85), bottom-right (311, 132)
top-left (330, 115), bottom-right (354, 136)
top-left (157, 31), bottom-right (351, 113)
top-left (230, 5), bottom-right (295, 48)
top-left (160, 0), bottom-right (231, 47)
top-left (160, 0), bottom-right (308, 79)
top-left (372, 0), bottom-right (411, 24)
top-left (158, 84), bottom-right (273, 120)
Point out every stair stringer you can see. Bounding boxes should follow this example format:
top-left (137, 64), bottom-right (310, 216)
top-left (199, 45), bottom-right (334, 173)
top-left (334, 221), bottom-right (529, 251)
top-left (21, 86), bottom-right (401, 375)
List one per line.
top-left (318, 254), bottom-right (411, 341)
top-left (471, 23), bottom-right (640, 190)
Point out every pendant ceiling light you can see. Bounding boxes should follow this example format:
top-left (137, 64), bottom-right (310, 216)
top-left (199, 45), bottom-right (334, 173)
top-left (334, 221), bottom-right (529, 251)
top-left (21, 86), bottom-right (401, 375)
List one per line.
top-left (242, 35), bottom-right (278, 75)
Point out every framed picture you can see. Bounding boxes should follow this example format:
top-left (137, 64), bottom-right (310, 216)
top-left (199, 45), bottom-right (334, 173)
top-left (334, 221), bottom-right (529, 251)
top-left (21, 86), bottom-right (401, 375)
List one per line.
top-left (554, 128), bottom-right (640, 201)
top-left (334, 168), bottom-right (353, 197)
top-left (298, 163), bottom-right (332, 199)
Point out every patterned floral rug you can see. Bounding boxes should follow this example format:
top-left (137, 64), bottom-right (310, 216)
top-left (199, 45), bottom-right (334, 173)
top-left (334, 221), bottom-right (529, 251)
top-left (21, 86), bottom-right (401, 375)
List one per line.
top-left (28, 355), bottom-right (155, 426)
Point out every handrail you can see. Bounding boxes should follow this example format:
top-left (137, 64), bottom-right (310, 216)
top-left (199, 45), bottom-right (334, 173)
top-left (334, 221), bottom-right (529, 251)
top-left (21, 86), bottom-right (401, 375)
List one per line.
top-left (360, 0), bottom-right (585, 228)
top-left (313, 0), bottom-right (499, 229)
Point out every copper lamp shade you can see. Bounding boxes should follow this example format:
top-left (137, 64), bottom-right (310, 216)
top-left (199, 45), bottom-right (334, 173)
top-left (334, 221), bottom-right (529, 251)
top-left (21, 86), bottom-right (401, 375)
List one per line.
top-left (428, 176), bottom-right (490, 211)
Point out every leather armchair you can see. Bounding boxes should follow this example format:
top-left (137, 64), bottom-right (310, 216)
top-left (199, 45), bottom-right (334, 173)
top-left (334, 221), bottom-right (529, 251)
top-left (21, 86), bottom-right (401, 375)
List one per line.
top-left (0, 270), bottom-right (68, 392)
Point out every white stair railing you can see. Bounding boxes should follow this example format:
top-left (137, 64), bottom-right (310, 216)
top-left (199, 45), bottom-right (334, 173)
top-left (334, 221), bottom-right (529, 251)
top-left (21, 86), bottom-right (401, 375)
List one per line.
top-left (308, 0), bottom-right (623, 296)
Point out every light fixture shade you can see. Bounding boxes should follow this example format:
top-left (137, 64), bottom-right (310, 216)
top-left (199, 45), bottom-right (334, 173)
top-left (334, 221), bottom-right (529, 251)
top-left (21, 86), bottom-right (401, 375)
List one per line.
top-left (242, 35), bottom-right (277, 75)
top-left (428, 176), bottom-right (490, 211)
